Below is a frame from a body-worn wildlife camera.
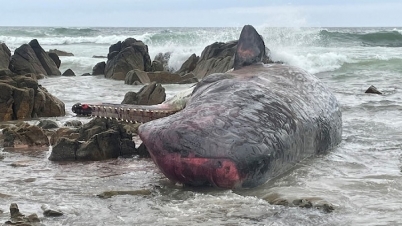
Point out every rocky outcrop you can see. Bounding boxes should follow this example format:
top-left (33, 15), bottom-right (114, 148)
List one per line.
top-left (2, 122), bottom-right (50, 147)
top-left (125, 69), bottom-right (197, 85)
top-left (0, 43), bottom-right (11, 70)
top-left (176, 53), bottom-right (199, 76)
top-left (62, 68), bottom-right (75, 76)
top-left (92, 61), bottom-right (106, 75)
top-left (9, 40), bottom-right (61, 76)
top-left (29, 39), bottom-right (61, 76)
top-left (49, 49), bottom-right (74, 56)
top-left (4, 203), bottom-right (41, 226)
top-left (121, 82), bottom-right (166, 105)
top-left (49, 118), bottom-right (138, 161)
top-left (9, 44), bottom-right (47, 76)
top-left (48, 52), bottom-right (61, 68)
top-left (105, 38), bottom-right (152, 80)
top-left (192, 40), bottom-right (272, 79)
top-left (0, 74), bottom-right (65, 121)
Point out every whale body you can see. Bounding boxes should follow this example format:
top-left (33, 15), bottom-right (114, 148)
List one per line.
top-left (138, 25), bottom-right (342, 188)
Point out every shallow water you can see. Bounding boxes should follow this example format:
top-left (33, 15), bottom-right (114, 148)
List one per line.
top-left (0, 72), bottom-right (401, 225)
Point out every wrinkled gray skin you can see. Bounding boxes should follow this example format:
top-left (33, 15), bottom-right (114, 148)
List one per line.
top-left (139, 62), bottom-right (342, 188)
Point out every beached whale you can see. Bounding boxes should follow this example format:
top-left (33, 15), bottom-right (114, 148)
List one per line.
top-left (73, 25), bottom-right (342, 188)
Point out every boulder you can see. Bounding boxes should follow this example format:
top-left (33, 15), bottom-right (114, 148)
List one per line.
top-left (0, 43), bottom-right (11, 70)
top-left (154, 52), bottom-right (172, 72)
top-left (33, 86), bottom-right (65, 118)
top-left (2, 123), bottom-right (49, 147)
top-left (121, 82), bottom-right (166, 105)
top-left (0, 74), bottom-right (65, 121)
top-left (365, 85), bottom-right (382, 95)
top-left (92, 61), bottom-right (106, 75)
top-left (108, 41), bottom-right (122, 54)
top-left (62, 68), bottom-right (75, 76)
top-left (50, 127), bottom-right (78, 146)
top-left (49, 49), bottom-right (74, 56)
top-left (9, 44), bottom-right (47, 75)
top-left (37, 119), bottom-right (59, 129)
top-left (29, 39), bottom-right (61, 76)
top-left (176, 53), bottom-right (199, 76)
top-left (104, 38), bottom-right (152, 80)
top-left (49, 118), bottom-right (137, 161)
top-left (192, 40), bottom-right (272, 79)
top-left (64, 120), bottom-right (82, 128)
top-left (151, 60), bottom-right (164, 72)
top-left (125, 69), bottom-right (197, 85)
top-left (125, 69), bottom-right (150, 85)
top-left (48, 52), bottom-right (61, 68)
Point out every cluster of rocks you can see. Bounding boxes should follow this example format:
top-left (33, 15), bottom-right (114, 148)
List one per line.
top-left (3, 203), bottom-right (62, 226)
top-left (91, 37), bottom-right (274, 85)
top-left (0, 82), bottom-right (163, 160)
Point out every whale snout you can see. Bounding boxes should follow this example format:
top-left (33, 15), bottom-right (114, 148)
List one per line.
top-left (148, 150), bottom-right (243, 188)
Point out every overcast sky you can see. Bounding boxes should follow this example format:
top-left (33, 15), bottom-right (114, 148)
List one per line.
top-left (3, 0), bottom-right (402, 27)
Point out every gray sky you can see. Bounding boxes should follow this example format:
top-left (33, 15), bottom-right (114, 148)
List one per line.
top-left (3, 0), bottom-right (402, 27)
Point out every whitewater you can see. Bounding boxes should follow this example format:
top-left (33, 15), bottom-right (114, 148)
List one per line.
top-left (1, 26), bottom-right (402, 225)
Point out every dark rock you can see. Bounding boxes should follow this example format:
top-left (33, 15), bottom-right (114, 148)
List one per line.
top-left (108, 41), bottom-right (122, 54)
top-left (48, 52), bottom-right (61, 68)
top-left (2, 123), bottom-right (49, 147)
top-left (151, 60), bottom-right (164, 72)
top-left (81, 73), bottom-right (91, 76)
top-left (125, 69), bottom-right (148, 85)
top-left (7, 203), bottom-right (41, 225)
top-left (49, 49), bottom-right (74, 56)
top-left (365, 85), bottom-right (382, 95)
top-left (105, 38), bottom-right (152, 80)
top-left (137, 142), bottom-right (150, 158)
top-left (0, 43), bottom-right (11, 70)
top-left (62, 68), bottom-right (75, 76)
top-left (121, 82), bottom-right (166, 105)
top-left (154, 52), bottom-right (172, 72)
top-left (49, 137), bottom-right (79, 161)
top-left (33, 86), bottom-right (65, 118)
top-left (0, 75), bottom-right (65, 121)
top-left (0, 69), bottom-right (14, 77)
top-left (176, 53), bottom-right (199, 75)
top-left (29, 39), bottom-right (61, 76)
top-left (49, 118), bottom-right (136, 161)
top-left (9, 44), bottom-right (47, 75)
top-left (50, 127), bottom-right (78, 145)
top-left (64, 120), bottom-right (82, 128)
top-left (97, 189), bottom-right (151, 199)
top-left (92, 55), bottom-right (107, 58)
top-left (37, 119), bottom-right (59, 129)
top-left (92, 61), bottom-right (106, 75)
top-left (107, 51), bottom-right (119, 61)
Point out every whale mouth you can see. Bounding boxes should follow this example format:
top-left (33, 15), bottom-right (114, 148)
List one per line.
top-left (147, 150), bottom-right (243, 189)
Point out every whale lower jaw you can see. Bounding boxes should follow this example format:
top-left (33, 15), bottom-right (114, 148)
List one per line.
top-left (148, 151), bottom-right (244, 188)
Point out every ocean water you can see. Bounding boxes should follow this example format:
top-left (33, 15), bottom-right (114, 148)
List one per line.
top-left (1, 26), bottom-right (402, 225)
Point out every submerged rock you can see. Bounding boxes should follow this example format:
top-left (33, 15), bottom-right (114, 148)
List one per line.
top-left (97, 189), bottom-right (152, 199)
top-left (62, 68), bottom-right (75, 76)
top-left (37, 119), bottom-right (59, 129)
top-left (4, 203), bottom-right (42, 226)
